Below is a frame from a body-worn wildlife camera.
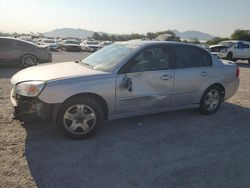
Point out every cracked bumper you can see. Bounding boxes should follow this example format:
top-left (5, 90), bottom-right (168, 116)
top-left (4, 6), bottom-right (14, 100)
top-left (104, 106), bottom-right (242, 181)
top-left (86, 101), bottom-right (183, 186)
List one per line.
top-left (10, 89), bottom-right (52, 121)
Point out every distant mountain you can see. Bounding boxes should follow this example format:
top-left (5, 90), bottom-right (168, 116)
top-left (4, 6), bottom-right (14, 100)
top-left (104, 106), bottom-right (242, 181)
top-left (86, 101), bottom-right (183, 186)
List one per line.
top-left (43, 28), bottom-right (215, 41)
top-left (172, 30), bottom-right (215, 41)
top-left (43, 28), bottom-right (97, 39)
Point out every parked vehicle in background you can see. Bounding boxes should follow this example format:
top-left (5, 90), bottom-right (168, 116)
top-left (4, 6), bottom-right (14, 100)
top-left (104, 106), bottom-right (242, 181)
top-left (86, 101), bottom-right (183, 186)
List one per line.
top-left (209, 44), bottom-right (228, 57)
top-left (10, 41), bottom-right (239, 139)
top-left (35, 38), bottom-right (44, 45)
top-left (60, 40), bottom-right (81, 52)
top-left (41, 39), bottom-right (59, 51)
top-left (218, 40), bottom-right (250, 64)
top-left (0, 37), bottom-right (52, 68)
top-left (101, 41), bottom-right (113, 47)
top-left (18, 36), bottom-right (34, 43)
top-left (80, 40), bottom-right (102, 52)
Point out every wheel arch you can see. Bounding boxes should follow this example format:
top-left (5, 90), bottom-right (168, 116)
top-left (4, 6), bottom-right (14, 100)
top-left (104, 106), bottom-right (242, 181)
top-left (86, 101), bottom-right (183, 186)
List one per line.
top-left (200, 83), bottom-right (225, 103)
top-left (58, 92), bottom-right (109, 120)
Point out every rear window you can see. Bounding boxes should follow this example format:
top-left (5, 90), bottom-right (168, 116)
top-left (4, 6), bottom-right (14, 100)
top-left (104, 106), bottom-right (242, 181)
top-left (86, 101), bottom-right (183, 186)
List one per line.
top-left (0, 39), bottom-right (12, 48)
top-left (174, 45), bottom-right (212, 69)
top-left (15, 40), bottom-right (35, 48)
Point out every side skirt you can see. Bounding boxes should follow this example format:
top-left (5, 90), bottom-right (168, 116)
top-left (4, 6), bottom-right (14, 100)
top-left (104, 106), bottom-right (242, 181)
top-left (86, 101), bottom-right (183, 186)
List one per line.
top-left (108, 104), bottom-right (200, 120)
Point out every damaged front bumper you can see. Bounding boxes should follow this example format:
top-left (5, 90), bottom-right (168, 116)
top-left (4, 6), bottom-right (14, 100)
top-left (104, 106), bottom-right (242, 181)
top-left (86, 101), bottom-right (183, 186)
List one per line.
top-left (10, 88), bottom-right (52, 121)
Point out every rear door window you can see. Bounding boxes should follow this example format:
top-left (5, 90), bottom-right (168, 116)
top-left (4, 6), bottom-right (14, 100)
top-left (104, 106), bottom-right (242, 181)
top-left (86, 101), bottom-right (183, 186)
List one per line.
top-left (174, 45), bottom-right (203, 69)
top-left (0, 39), bottom-right (12, 48)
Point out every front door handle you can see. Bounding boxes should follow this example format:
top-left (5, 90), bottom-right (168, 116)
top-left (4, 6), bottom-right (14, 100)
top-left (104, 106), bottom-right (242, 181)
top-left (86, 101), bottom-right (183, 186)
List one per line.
top-left (161, 75), bottom-right (172, 81)
top-left (200, 71), bottom-right (209, 77)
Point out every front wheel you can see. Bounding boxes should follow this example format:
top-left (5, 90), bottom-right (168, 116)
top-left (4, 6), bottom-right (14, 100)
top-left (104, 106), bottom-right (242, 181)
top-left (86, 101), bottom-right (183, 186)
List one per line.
top-left (226, 52), bottom-right (233, 61)
top-left (56, 96), bottom-right (104, 139)
top-left (199, 86), bottom-right (223, 114)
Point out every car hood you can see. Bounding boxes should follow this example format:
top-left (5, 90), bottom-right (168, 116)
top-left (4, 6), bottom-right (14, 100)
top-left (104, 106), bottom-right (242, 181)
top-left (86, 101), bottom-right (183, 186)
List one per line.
top-left (210, 44), bottom-right (229, 49)
top-left (87, 44), bottom-right (101, 47)
top-left (11, 62), bottom-right (106, 85)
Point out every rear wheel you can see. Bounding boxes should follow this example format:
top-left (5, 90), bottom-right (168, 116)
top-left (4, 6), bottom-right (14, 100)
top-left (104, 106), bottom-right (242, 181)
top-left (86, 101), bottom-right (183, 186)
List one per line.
top-left (199, 86), bottom-right (223, 114)
top-left (56, 96), bottom-right (104, 139)
top-left (20, 54), bottom-right (37, 68)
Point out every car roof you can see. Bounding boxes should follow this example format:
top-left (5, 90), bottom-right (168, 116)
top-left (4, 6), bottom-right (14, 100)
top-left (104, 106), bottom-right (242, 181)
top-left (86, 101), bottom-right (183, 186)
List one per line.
top-left (220, 40), bottom-right (250, 43)
top-left (0, 37), bottom-right (38, 46)
top-left (117, 40), bottom-right (206, 50)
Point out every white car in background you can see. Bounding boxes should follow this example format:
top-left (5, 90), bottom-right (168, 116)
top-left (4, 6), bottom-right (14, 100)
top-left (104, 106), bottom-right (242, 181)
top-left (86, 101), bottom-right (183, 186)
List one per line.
top-left (209, 44), bottom-right (228, 57)
top-left (41, 39), bottom-right (59, 51)
top-left (101, 41), bottom-right (113, 47)
top-left (218, 40), bottom-right (250, 64)
top-left (80, 40), bottom-right (102, 52)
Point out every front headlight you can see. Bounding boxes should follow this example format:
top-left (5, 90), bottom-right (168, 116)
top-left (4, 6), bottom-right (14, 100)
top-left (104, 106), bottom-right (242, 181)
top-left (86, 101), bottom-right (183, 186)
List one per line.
top-left (15, 81), bottom-right (46, 97)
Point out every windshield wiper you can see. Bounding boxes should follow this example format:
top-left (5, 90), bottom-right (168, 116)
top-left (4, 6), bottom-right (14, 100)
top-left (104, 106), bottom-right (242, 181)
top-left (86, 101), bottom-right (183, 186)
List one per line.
top-left (81, 61), bottom-right (94, 69)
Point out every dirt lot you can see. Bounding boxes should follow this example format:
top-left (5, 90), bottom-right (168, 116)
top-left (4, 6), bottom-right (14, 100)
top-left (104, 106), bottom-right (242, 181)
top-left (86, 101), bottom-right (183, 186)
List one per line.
top-left (0, 54), bottom-right (250, 188)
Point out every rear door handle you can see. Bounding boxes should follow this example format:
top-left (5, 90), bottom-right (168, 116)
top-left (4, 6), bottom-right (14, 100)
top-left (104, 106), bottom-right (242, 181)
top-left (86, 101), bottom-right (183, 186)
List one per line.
top-left (200, 71), bottom-right (209, 77)
top-left (161, 75), bottom-right (173, 81)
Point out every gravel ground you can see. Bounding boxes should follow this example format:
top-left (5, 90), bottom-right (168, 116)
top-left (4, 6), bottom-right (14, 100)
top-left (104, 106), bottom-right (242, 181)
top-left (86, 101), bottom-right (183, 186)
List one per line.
top-left (0, 54), bottom-right (250, 188)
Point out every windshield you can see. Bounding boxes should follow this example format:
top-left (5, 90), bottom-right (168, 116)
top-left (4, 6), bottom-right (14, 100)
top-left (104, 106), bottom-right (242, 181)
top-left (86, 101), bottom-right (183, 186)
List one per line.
top-left (44, 39), bottom-right (55, 43)
top-left (65, 40), bottom-right (80, 44)
top-left (219, 41), bottom-right (236, 47)
top-left (87, 41), bottom-right (99, 45)
top-left (19, 37), bottom-right (33, 42)
top-left (80, 44), bottom-right (135, 72)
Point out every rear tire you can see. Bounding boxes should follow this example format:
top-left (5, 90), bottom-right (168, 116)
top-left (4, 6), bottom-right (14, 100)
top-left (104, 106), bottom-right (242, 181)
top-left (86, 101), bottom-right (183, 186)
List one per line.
top-left (20, 54), bottom-right (37, 68)
top-left (199, 86), bottom-right (223, 115)
top-left (56, 96), bottom-right (104, 139)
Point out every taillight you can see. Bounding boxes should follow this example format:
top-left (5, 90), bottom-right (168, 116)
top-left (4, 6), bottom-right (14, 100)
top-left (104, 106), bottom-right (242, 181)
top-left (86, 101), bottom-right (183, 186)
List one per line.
top-left (236, 66), bottom-right (240, 78)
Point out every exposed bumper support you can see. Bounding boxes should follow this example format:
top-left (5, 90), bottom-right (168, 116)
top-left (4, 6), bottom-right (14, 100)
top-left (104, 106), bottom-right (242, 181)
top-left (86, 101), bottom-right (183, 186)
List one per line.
top-left (10, 89), bottom-right (52, 121)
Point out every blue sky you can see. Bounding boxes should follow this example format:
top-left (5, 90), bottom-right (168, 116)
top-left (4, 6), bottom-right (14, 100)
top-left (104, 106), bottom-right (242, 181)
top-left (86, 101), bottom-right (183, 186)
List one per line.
top-left (0, 0), bottom-right (249, 37)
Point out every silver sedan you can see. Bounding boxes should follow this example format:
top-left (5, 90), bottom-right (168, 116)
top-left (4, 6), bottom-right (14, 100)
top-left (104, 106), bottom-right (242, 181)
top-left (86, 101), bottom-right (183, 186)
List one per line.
top-left (10, 41), bottom-right (240, 139)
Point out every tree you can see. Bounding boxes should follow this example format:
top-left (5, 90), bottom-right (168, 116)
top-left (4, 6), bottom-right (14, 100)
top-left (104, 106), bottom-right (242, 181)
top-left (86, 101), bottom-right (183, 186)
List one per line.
top-left (92, 32), bottom-right (101, 40)
top-left (231, 29), bottom-right (250, 42)
top-left (110, 35), bottom-right (117, 41)
top-left (189, 37), bottom-right (200, 44)
top-left (146, 32), bottom-right (156, 39)
top-left (101, 33), bottom-right (109, 41)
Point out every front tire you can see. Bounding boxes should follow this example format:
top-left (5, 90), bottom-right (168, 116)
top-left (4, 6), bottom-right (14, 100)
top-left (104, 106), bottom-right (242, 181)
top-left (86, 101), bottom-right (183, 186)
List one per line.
top-left (199, 86), bottom-right (223, 114)
top-left (226, 52), bottom-right (233, 61)
top-left (56, 96), bottom-right (104, 139)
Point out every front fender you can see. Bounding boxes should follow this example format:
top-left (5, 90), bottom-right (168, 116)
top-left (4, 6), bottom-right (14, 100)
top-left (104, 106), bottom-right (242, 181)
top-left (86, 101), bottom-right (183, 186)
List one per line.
top-left (38, 76), bottom-right (116, 115)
